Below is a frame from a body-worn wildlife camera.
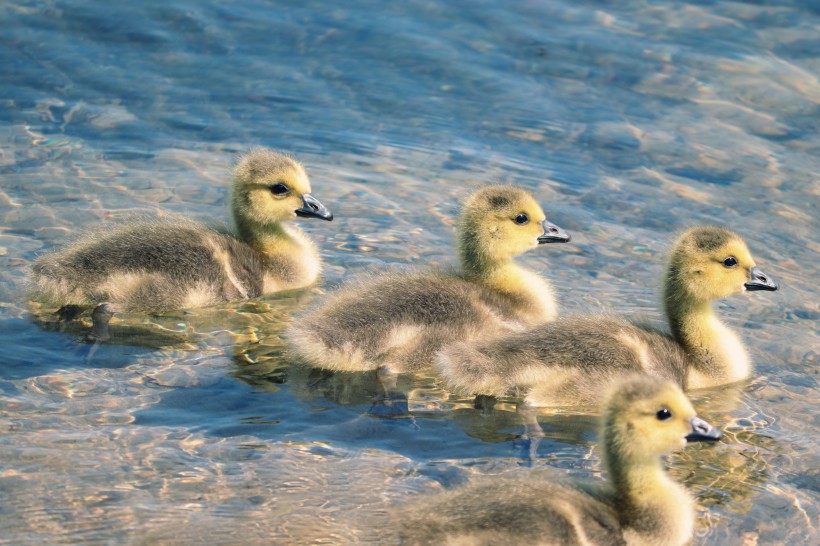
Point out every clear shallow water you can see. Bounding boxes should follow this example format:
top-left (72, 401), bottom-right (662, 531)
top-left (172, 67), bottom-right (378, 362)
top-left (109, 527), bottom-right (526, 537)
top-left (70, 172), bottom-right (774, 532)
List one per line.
top-left (1, 0), bottom-right (818, 544)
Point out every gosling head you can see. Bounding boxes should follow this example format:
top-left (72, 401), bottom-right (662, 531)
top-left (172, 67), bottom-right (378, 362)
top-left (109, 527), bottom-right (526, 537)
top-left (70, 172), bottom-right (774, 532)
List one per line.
top-left (231, 148), bottom-right (333, 230)
top-left (603, 376), bottom-right (721, 466)
top-left (458, 185), bottom-right (569, 271)
top-left (666, 226), bottom-right (778, 306)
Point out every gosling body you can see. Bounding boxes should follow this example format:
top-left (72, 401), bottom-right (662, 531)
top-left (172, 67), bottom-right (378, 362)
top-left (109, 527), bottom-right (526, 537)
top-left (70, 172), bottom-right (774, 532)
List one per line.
top-left (286, 185), bottom-right (570, 374)
top-left (398, 376), bottom-right (722, 546)
top-left (31, 148), bottom-right (333, 317)
top-left (436, 226), bottom-right (778, 407)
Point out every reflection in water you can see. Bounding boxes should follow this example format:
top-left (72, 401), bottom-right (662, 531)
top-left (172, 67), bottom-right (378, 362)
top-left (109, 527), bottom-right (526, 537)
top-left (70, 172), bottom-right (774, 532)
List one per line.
top-left (30, 302), bottom-right (197, 348)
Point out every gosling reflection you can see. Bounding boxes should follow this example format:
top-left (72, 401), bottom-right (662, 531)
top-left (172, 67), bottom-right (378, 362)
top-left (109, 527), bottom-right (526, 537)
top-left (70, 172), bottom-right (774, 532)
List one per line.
top-left (290, 365), bottom-right (414, 419)
top-left (233, 330), bottom-right (415, 419)
top-left (30, 304), bottom-right (196, 350)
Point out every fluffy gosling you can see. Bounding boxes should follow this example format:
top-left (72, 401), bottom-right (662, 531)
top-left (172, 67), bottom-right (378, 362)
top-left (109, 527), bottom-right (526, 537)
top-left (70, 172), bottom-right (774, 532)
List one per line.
top-left (435, 226), bottom-right (778, 407)
top-left (397, 375), bottom-right (722, 546)
top-left (30, 148), bottom-right (333, 340)
top-left (286, 185), bottom-right (570, 379)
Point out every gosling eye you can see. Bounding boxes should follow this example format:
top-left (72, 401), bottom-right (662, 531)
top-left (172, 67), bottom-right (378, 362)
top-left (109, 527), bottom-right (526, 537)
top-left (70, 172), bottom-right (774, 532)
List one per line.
top-left (514, 213), bottom-right (529, 225)
top-left (269, 183), bottom-right (290, 196)
top-left (656, 409), bottom-right (672, 421)
top-left (722, 256), bottom-right (738, 268)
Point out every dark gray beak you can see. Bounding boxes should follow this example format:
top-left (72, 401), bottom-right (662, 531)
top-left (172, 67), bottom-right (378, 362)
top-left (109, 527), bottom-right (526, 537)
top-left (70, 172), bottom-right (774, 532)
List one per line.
top-left (537, 220), bottom-right (571, 244)
top-left (295, 194), bottom-right (333, 221)
top-left (744, 266), bottom-right (778, 291)
top-left (685, 416), bottom-right (722, 442)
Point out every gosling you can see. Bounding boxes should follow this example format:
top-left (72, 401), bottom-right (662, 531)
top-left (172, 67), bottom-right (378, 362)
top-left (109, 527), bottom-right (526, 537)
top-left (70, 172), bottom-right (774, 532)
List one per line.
top-left (397, 375), bottom-right (722, 546)
top-left (435, 226), bottom-right (778, 407)
top-left (30, 148), bottom-right (333, 340)
top-left (286, 185), bottom-right (570, 379)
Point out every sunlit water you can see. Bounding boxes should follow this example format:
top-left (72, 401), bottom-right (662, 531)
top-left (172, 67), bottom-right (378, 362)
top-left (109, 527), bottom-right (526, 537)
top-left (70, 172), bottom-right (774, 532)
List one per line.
top-left (1, 0), bottom-right (818, 544)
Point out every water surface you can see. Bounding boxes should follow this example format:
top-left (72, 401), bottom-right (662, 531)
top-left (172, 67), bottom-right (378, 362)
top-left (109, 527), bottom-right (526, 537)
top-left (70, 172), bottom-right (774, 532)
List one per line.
top-left (1, 0), bottom-right (818, 544)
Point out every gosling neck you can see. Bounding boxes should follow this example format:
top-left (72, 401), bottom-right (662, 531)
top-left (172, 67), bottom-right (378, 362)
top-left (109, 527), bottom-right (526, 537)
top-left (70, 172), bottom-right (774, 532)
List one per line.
top-left (459, 247), bottom-right (513, 279)
top-left (459, 232), bottom-right (536, 295)
top-left (607, 453), bottom-right (674, 504)
top-left (459, 240), bottom-right (557, 323)
top-left (458, 223), bottom-right (527, 279)
top-left (234, 215), bottom-right (300, 256)
top-left (664, 278), bottom-right (750, 387)
top-left (605, 449), bottom-right (694, 545)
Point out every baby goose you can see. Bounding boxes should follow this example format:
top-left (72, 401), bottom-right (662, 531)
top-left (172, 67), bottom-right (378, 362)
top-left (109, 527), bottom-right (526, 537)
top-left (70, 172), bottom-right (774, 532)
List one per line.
top-left (397, 376), bottom-right (722, 546)
top-left (286, 185), bottom-right (570, 378)
top-left (436, 226), bottom-right (778, 407)
top-left (30, 148), bottom-right (333, 339)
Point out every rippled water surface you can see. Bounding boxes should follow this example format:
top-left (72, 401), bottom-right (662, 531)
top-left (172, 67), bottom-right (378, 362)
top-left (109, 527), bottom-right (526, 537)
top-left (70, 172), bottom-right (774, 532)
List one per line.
top-left (1, 0), bottom-right (818, 544)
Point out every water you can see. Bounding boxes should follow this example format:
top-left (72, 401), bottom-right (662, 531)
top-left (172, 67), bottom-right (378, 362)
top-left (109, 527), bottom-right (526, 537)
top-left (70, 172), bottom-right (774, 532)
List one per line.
top-left (1, 0), bottom-right (818, 543)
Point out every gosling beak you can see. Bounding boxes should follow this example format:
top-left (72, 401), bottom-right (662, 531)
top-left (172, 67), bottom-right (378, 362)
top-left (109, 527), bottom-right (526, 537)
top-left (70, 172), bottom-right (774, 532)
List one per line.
top-left (537, 220), bottom-right (571, 244)
top-left (295, 194), bottom-right (333, 221)
top-left (744, 266), bottom-right (778, 291)
top-left (685, 416), bottom-right (722, 442)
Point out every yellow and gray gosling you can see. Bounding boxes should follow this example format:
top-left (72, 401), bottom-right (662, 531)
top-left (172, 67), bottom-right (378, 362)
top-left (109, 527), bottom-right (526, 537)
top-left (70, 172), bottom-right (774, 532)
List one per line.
top-left (397, 376), bottom-right (722, 546)
top-left (30, 148), bottom-right (333, 340)
top-left (435, 226), bottom-right (778, 407)
top-left (285, 185), bottom-right (570, 379)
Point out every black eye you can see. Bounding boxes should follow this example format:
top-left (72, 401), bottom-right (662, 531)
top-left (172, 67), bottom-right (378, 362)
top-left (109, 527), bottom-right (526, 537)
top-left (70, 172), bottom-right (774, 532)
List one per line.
top-left (270, 183), bottom-right (290, 196)
top-left (514, 213), bottom-right (529, 225)
top-left (656, 409), bottom-right (672, 421)
top-left (722, 257), bottom-right (738, 268)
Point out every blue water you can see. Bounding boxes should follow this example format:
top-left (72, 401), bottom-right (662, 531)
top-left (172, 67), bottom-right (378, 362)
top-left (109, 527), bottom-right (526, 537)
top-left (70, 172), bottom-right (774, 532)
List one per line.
top-left (1, 0), bottom-right (818, 544)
